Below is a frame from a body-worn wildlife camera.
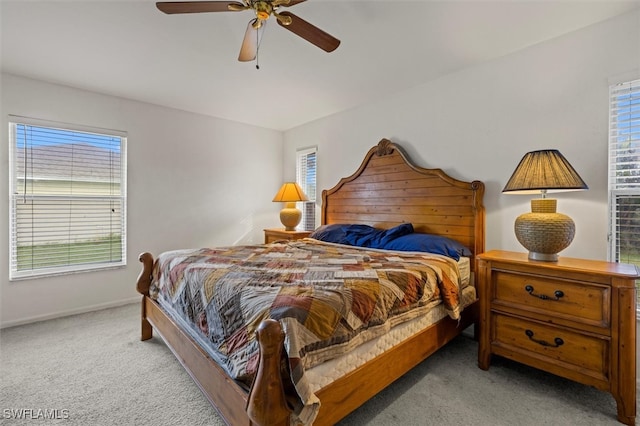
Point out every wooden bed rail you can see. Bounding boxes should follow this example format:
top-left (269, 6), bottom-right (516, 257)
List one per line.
top-left (136, 252), bottom-right (292, 426)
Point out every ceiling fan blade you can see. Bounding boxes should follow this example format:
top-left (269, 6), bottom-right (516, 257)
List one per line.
top-left (156, 1), bottom-right (245, 14)
top-left (273, 0), bottom-right (307, 7)
top-left (276, 11), bottom-right (340, 53)
top-left (238, 19), bottom-right (266, 62)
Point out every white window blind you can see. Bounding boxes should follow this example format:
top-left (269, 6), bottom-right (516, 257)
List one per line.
top-left (296, 147), bottom-right (317, 231)
top-left (608, 79), bottom-right (640, 311)
top-left (9, 117), bottom-right (127, 280)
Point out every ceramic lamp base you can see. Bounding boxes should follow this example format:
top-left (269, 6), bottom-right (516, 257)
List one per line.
top-left (514, 198), bottom-right (575, 262)
top-left (280, 202), bottom-right (301, 231)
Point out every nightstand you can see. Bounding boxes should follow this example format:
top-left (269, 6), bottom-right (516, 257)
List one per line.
top-left (477, 250), bottom-right (639, 425)
top-left (264, 228), bottom-right (312, 244)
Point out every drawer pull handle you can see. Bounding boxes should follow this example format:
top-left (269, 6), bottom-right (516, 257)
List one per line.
top-left (524, 285), bottom-right (564, 301)
top-left (525, 329), bottom-right (564, 348)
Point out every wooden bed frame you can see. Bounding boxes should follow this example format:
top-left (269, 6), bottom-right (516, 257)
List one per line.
top-left (136, 138), bottom-right (485, 425)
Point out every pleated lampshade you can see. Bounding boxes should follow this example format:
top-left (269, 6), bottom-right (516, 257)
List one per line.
top-left (503, 150), bottom-right (588, 261)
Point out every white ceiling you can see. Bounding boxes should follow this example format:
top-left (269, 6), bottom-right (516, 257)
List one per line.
top-left (2, 0), bottom-right (639, 131)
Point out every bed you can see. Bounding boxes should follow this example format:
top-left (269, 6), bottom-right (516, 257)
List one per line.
top-left (136, 138), bottom-right (485, 425)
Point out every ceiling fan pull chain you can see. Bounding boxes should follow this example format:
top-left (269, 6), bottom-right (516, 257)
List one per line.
top-left (256, 26), bottom-right (260, 69)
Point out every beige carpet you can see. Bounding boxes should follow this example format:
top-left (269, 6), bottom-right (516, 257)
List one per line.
top-left (0, 303), bottom-right (635, 425)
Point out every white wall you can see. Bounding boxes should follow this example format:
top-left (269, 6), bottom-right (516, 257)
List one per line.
top-left (2, 10), bottom-right (638, 327)
top-left (0, 74), bottom-right (284, 327)
top-left (284, 10), bottom-right (640, 262)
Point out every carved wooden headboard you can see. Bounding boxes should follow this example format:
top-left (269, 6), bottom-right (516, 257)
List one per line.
top-left (321, 138), bottom-right (485, 265)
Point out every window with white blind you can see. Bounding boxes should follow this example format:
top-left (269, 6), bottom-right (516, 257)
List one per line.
top-left (296, 147), bottom-right (317, 231)
top-left (9, 116), bottom-right (127, 280)
top-left (608, 79), bottom-right (639, 312)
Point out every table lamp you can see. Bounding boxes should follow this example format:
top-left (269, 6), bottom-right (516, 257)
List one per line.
top-left (502, 149), bottom-right (588, 261)
top-left (272, 182), bottom-right (309, 231)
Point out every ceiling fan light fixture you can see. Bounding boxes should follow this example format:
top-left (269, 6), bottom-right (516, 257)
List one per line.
top-left (255, 2), bottom-right (272, 20)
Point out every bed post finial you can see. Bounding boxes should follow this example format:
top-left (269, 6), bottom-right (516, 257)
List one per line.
top-left (136, 252), bottom-right (154, 296)
top-left (376, 138), bottom-right (394, 156)
top-left (247, 319), bottom-right (291, 426)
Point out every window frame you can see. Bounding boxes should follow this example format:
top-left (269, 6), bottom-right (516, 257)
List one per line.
top-left (8, 116), bottom-right (127, 280)
top-left (607, 79), bottom-right (640, 316)
top-left (296, 146), bottom-right (317, 231)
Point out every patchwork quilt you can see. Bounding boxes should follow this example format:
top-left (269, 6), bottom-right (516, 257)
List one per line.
top-left (150, 239), bottom-right (464, 424)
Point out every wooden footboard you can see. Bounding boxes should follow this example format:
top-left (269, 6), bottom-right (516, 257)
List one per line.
top-left (136, 252), bottom-right (292, 426)
top-left (136, 252), bottom-right (477, 426)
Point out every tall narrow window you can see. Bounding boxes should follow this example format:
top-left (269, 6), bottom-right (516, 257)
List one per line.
top-left (608, 79), bottom-right (640, 312)
top-left (9, 117), bottom-right (127, 280)
top-left (296, 147), bottom-right (317, 231)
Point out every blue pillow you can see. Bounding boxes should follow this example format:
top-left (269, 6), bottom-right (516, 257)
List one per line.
top-left (344, 223), bottom-right (414, 249)
top-left (310, 224), bottom-right (376, 245)
top-left (379, 223), bottom-right (414, 246)
top-left (382, 233), bottom-right (472, 260)
top-left (310, 223), bottom-right (414, 248)
top-left (309, 224), bottom-right (351, 244)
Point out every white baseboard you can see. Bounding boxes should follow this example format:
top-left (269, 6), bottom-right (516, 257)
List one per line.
top-left (0, 296), bottom-right (140, 329)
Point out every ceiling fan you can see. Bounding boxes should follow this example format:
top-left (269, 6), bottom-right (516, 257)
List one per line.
top-left (155, 1), bottom-right (340, 63)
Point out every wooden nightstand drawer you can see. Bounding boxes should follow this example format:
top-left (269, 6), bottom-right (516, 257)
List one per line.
top-left (493, 271), bottom-right (609, 327)
top-left (492, 313), bottom-right (608, 380)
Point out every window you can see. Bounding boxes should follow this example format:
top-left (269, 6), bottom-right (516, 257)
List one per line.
top-left (608, 79), bottom-right (639, 311)
top-left (296, 147), bottom-right (317, 231)
top-left (9, 117), bottom-right (127, 280)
